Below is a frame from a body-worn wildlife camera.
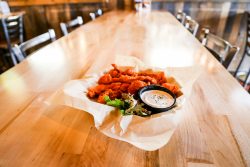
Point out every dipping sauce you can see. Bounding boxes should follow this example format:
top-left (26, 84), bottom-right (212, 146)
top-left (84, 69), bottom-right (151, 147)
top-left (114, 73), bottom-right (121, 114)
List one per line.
top-left (141, 90), bottom-right (175, 108)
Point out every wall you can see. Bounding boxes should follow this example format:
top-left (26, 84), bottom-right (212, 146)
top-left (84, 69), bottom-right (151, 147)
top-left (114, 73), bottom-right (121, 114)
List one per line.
top-left (150, 1), bottom-right (250, 45)
top-left (8, 2), bottom-right (106, 39)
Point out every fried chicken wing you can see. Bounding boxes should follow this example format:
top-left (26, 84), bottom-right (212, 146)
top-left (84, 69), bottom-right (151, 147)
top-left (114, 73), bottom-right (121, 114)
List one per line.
top-left (109, 82), bottom-right (122, 90)
top-left (109, 69), bottom-right (120, 78)
top-left (139, 71), bottom-right (167, 84)
top-left (87, 89), bottom-right (96, 98)
top-left (97, 89), bottom-right (112, 103)
top-left (111, 75), bottom-right (157, 84)
top-left (97, 89), bottom-right (122, 103)
top-left (120, 83), bottom-right (130, 92)
top-left (87, 84), bottom-right (108, 98)
top-left (162, 83), bottom-right (180, 94)
top-left (122, 68), bottom-right (137, 76)
top-left (137, 76), bottom-right (157, 84)
top-left (87, 64), bottom-right (181, 103)
top-left (109, 90), bottom-right (122, 99)
top-left (128, 80), bottom-right (147, 94)
top-left (98, 74), bottom-right (112, 84)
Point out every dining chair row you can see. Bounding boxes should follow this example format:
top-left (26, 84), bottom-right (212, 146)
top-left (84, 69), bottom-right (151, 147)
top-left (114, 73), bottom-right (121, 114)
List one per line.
top-left (176, 12), bottom-right (199, 37)
top-left (1, 8), bottom-right (103, 67)
top-left (60, 9), bottom-right (103, 36)
top-left (176, 11), bottom-right (239, 69)
top-left (200, 14), bottom-right (250, 91)
top-left (176, 11), bottom-right (250, 92)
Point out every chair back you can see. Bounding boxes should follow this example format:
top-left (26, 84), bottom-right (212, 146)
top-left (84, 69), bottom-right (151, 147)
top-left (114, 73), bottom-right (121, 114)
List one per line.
top-left (1, 14), bottom-right (24, 50)
top-left (184, 16), bottom-right (199, 36)
top-left (96, 9), bottom-right (103, 16)
top-left (89, 9), bottom-right (103, 20)
top-left (89, 13), bottom-right (96, 20)
top-left (60, 16), bottom-right (83, 36)
top-left (200, 28), bottom-right (240, 69)
top-left (0, 1), bottom-right (10, 14)
top-left (12, 29), bottom-right (56, 62)
top-left (176, 11), bottom-right (186, 24)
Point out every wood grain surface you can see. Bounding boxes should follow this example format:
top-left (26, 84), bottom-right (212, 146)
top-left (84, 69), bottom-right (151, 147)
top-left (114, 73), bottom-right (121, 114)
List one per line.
top-left (0, 11), bottom-right (250, 167)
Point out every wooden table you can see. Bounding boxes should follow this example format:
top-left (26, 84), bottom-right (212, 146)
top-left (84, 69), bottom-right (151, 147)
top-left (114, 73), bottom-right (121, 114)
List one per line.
top-left (0, 11), bottom-right (249, 167)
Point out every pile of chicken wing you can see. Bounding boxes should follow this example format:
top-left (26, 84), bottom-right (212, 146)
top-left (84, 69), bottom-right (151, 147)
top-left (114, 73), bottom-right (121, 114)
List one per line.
top-left (87, 64), bottom-right (181, 103)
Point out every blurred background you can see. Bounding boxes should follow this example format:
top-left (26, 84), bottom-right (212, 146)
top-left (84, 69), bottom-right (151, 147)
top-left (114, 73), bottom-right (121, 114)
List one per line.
top-left (2, 0), bottom-right (247, 43)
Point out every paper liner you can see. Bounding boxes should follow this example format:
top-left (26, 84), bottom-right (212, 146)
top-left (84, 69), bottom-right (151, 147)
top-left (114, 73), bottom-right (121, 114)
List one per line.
top-left (63, 56), bottom-right (202, 151)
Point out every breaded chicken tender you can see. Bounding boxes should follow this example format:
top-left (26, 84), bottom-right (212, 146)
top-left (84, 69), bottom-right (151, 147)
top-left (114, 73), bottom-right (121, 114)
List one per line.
top-left (87, 64), bottom-right (181, 103)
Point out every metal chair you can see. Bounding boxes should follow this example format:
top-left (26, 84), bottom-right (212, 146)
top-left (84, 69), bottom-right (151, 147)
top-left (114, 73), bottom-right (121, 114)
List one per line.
top-left (184, 16), bottom-right (199, 36)
top-left (12, 29), bottom-right (56, 63)
top-left (176, 11), bottom-right (186, 25)
top-left (60, 16), bottom-right (83, 36)
top-left (0, 14), bottom-right (24, 65)
top-left (200, 28), bottom-right (240, 69)
top-left (89, 9), bottom-right (103, 20)
top-left (233, 12), bottom-right (250, 90)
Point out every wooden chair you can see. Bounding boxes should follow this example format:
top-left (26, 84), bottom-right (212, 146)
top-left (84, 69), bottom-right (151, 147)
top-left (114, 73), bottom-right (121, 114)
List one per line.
top-left (89, 9), bottom-right (103, 20)
top-left (200, 28), bottom-right (240, 69)
top-left (12, 29), bottom-right (56, 63)
top-left (184, 16), bottom-right (199, 36)
top-left (176, 11), bottom-right (186, 25)
top-left (0, 14), bottom-right (24, 65)
top-left (60, 16), bottom-right (83, 36)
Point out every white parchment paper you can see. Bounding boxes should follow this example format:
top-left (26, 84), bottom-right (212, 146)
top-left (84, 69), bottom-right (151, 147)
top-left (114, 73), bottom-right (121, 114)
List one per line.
top-left (63, 56), bottom-right (201, 151)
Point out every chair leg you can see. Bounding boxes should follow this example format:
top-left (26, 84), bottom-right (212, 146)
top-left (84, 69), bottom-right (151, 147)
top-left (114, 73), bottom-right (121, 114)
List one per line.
top-left (243, 68), bottom-right (250, 88)
top-left (10, 52), bottom-right (17, 65)
top-left (0, 49), bottom-right (13, 70)
top-left (234, 53), bottom-right (247, 77)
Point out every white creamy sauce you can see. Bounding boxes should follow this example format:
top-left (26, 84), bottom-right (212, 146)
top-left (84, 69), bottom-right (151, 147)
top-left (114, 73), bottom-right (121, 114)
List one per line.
top-left (141, 90), bottom-right (174, 108)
